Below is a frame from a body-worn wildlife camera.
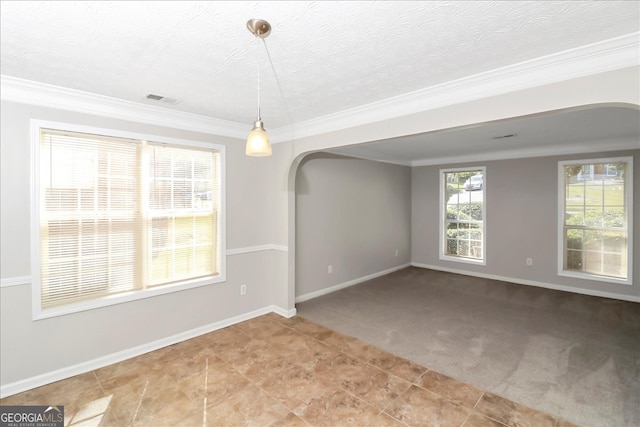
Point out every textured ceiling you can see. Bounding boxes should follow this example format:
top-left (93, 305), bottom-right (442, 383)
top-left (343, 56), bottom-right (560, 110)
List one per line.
top-left (1, 0), bottom-right (639, 130)
top-left (330, 106), bottom-right (640, 165)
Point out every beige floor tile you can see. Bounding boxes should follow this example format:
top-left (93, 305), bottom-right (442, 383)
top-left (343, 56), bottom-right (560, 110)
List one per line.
top-left (0, 393), bottom-right (28, 406)
top-left (107, 376), bottom-right (193, 425)
top-left (216, 337), bottom-right (291, 376)
top-left (232, 315), bottom-right (290, 340)
top-left (93, 354), bottom-right (165, 385)
top-left (176, 356), bottom-right (251, 407)
top-left (269, 412), bottom-right (313, 427)
top-left (338, 363), bottom-right (412, 411)
top-left (384, 384), bottom-right (469, 427)
top-left (66, 407), bottom-right (121, 427)
top-left (129, 394), bottom-right (202, 427)
top-left (203, 384), bottom-right (290, 427)
top-left (198, 325), bottom-right (252, 353)
top-left (361, 346), bottom-right (427, 383)
top-left (417, 370), bottom-right (484, 408)
top-left (23, 372), bottom-right (99, 402)
top-left (242, 353), bottom-right (299, 382)
top-left (322, 330), bottom-right (425, 382)
top-left (255, 363), bottom-right (336, 411)
top-left (463, 412), bottom-right (509, 427)
top-left (288, 316), bottom-right (336, 341)
top-left (376, 411), bottom-right (411, 426)
top-left (312, 352), bottom-right (369, 385)
top-left (474, 392), bottom-right (556, 427)
top-left (2, 315), bottom-right (566, 427)
top-left (293, 388), bottom-right (384, 427)
top-left (36, 389), bottom-right (112, 426)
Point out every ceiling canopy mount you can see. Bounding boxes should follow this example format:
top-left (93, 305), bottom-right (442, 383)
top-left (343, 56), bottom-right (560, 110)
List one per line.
top-left (246, 19), bottom-right (271, 39)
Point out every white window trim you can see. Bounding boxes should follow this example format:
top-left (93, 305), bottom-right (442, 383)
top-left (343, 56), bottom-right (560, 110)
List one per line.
top-left (557, 156), bottom-right (633, 286)
top-left (439, 166), bottom-right (487, 266)
top-left (30, 119), bottom-right (226, 320)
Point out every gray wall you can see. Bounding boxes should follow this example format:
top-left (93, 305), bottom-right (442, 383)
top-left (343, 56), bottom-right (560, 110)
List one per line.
top-left (295, 153), bottom-right (411, 298)
top-left (0, 101), bottom-right (286, 388)
top-left (412, 149), bottom-right (640, 300)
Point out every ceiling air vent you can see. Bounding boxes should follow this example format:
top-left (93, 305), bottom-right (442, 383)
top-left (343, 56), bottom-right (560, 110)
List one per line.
top-left (145, 94), bottom-right (180, 105)
top-left (493, 133), bottom-right (518, 140)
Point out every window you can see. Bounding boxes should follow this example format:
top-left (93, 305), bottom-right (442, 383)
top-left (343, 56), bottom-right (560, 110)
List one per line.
top-left (558, 157), bottom-right (632, 285)
top-left (32, 121), bottom-right (225, 319)
top-left (440, 167), bottom-right (486, 264)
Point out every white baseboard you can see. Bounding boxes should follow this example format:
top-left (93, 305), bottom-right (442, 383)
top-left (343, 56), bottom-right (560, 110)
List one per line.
top-left (295, 263), bottom-right (411, 303)
top-left (271, 305), bottom-right (297, 318)
top-left (411, 262), bottom-right (640, 303)
top-left (0, 304), bottom-right (295, 398)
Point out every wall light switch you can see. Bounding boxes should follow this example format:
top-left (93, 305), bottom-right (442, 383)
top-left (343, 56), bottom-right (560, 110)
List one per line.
top-left (240, 284), bottom-right (247, 295)
top-left (328, 265), bottom-right (333, 274)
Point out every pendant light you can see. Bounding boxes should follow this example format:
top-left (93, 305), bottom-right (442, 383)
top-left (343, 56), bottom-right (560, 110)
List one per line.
top-left (245, 19), bottom-right (272, 157)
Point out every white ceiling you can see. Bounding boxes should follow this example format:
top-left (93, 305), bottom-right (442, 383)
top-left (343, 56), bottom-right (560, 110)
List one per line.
top-left (1, 1), bottom-right (639, 163)
top-left (329, 106), bottom-right (640, 165)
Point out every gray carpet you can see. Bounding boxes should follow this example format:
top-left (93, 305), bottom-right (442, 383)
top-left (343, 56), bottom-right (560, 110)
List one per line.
top-left (296, 267), bottom-right (640, 427)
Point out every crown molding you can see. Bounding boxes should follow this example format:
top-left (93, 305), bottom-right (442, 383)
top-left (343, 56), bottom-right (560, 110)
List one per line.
top-left (0, 75), bottom-right (248, 139)
top-left (410, 138), bottom-right (640, 167)
top-left (323, 148), bottom-right (413, 167)
top-left (2, 33), bottom-right (638, 142)
top-left (323, 138), bottom-right (640, 169)
top-left (272, 32), bottom-right (640, 142)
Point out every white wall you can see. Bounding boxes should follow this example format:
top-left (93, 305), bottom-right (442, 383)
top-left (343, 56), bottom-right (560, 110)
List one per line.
top-left (0, 101), bottom-right (289, 394)
top-left (2, 64), bottom-right (638, 396)
top-left (288, 67), bottom-right (640, 156)
top-left (276, 66), bottom-right (639, 309)
top-left (295, 153), bottom-right (411, 300)
top-left (411, 150), bottom-right (640, 301)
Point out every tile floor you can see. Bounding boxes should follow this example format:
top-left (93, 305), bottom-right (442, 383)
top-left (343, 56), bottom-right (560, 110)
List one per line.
top-left (0, 314), bottom-right (579, 427)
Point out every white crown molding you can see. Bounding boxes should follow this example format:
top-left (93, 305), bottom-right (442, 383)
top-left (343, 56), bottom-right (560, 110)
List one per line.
top-left (323, 148), bottom-right (413, 167)
top-left (325, 138), bottom-right (640, 168)
top-left (272, 32), bottom-right (640, 142)
top-left (411, 138), bottom-right (640, 167)
top-left (0, 75), bottom-right (248, 140)
top-left (2, 33), bottom-right (638, 142)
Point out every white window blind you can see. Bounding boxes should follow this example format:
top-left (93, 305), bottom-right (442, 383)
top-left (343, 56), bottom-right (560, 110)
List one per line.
top-left (39, 128), bottom-right (221, 311)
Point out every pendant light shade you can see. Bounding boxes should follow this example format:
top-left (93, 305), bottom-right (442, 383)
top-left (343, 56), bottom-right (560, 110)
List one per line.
top-left (246, 118), bottom-right (272, 156)
top-left (245, 19), bottom-right (273, 157)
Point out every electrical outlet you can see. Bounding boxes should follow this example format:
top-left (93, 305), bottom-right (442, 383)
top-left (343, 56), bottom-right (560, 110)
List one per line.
top-left (240, 284), bottom-right (247, 295)
top-left (328, 265), bottom-right (333, 274)
top-left (526, 258), bottom-right (533, 266)
top-left (394, 249), bottom-right (399, 257)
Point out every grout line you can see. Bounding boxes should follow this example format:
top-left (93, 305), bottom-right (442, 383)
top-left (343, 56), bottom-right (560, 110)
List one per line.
top-left (460, 412), bottom-right (471, 427)
top-left (91, 370), bottom-right (122, 424)
top-left (473, 391), bottom-right (485, 409)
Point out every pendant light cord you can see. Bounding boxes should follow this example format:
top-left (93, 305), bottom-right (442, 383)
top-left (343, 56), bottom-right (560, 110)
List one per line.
top-left (261, 38), bottom-right (295, 136)
top-left (256, 36), bottom-right (261, 121)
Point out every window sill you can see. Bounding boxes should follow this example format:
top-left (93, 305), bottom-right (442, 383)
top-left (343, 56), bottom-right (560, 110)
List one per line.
top-left (32, 274), bottom-right (225, 321)
top-left (440, 255), bottom-right (486, 266)
top-left (558, 270), bottom-right (631, 286)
